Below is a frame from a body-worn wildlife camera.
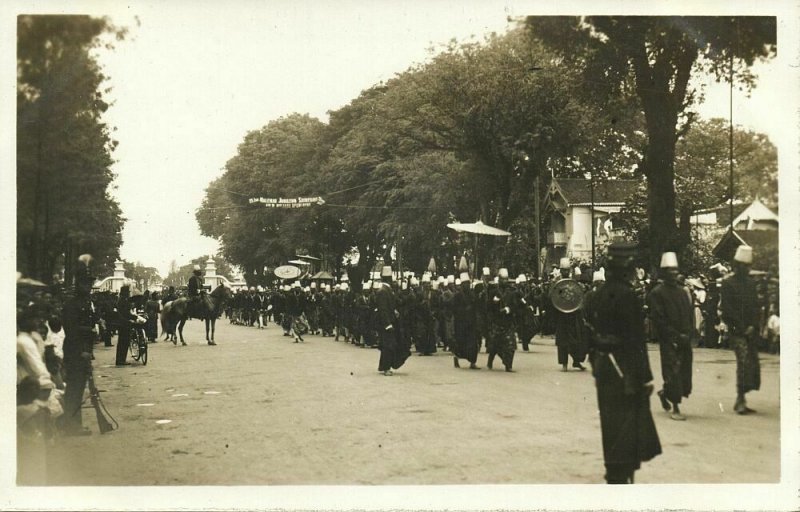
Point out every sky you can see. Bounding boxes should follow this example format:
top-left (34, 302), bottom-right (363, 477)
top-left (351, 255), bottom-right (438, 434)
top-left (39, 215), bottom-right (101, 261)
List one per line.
top-left (78, 3), bottom-right (795, 277)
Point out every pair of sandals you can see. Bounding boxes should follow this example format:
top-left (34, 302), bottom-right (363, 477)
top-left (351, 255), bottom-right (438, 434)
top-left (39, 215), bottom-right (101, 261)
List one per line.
top-left (657, 390), bottom-right (687, 421)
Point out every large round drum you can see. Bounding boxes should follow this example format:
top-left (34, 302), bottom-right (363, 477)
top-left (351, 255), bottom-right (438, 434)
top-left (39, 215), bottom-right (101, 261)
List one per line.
top-left (549, 278), bottom-right (585, 313)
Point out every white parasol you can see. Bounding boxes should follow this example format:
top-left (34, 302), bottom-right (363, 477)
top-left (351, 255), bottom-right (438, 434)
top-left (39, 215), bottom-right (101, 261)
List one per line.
top-left (446, 220), bottom-right (511, 237)
top-left (274, 265), bottom-right (302, 279)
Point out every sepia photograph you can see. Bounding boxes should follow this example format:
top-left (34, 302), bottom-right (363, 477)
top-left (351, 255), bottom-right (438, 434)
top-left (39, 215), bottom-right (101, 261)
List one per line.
top-left (3, 0), bottom-right (799, 510)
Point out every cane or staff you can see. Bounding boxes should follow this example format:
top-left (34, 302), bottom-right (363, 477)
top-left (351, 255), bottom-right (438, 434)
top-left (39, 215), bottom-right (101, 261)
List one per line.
top-left (82, 360), bottom-right (118, 433)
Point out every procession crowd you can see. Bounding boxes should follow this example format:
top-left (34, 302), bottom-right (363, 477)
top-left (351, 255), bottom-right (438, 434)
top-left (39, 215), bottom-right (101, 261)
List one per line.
top-left (17, 244), bottom-right (778, 484)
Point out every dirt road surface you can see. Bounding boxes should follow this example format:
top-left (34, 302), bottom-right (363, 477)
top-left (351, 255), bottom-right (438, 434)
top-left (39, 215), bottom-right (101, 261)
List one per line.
top-left (42, 318), bottom-right (780, 485)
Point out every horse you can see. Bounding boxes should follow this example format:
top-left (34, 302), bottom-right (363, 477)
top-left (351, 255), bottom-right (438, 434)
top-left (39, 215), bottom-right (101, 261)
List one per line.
top-left (160, 285), bottom-right (232, 345)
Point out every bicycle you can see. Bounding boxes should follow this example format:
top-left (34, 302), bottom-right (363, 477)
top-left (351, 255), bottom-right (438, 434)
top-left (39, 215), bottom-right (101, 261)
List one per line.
top-left (129, 314), bottom-right (149, 365)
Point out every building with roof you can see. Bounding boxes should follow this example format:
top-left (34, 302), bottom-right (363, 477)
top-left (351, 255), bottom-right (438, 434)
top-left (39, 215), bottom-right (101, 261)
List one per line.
top-left (542, 178), bottom-right (638, 266)
top-left (711, 198), bottom-right (779, 272)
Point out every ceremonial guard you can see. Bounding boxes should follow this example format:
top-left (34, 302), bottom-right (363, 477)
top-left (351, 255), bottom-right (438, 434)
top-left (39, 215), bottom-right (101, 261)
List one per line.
top-left (413, 275), bottom-right (437, 355)
top-left (649, 252), bottom-right (694, 421)
top-left (553, 258), bottom-right (587, 371)
top-left (514, 274), bottom-right (537, 352)
top-left (452, 272), bottom-right (480, 369)
top-left (584, 242), bottom-right (661, 484)
top-left (375, 266), bottom-right (410, 375)
top-left (187, 265), bottom-right (204, 318)
top-left (720, 245), bottom-right (761, 414)
top-left (473, 267), bottom-right (491, 352)
top-left (61, 255), bottom-right (98, 435)
top-left (485, 268), bottom-right (516, 372)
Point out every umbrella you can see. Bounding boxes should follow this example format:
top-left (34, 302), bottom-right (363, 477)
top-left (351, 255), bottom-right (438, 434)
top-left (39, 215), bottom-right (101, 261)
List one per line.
top-left (447, 221), bottom-right (510, 277)
top-left (311, 271), bottom-right (334, 280)
top-left (274, 265), bottom-right (302, 279)
top-left (287, 259), bottom-right (312, 266)
top-left (297, 254), bottom-right (321, 261)
top-left (446, 220), bottom-right (511, 237)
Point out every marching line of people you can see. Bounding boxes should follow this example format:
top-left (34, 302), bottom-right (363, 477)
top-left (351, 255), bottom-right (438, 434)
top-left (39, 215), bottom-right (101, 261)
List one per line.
top-left (17, 242), bottom-right (770, 485)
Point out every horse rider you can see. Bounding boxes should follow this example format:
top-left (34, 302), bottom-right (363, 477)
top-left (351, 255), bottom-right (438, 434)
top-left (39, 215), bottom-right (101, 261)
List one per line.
top-left (187, 265), bottom-right (204, 318)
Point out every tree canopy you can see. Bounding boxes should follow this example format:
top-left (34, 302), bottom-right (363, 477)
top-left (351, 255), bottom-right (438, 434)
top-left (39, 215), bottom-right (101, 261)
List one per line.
top-left (528, 16), bottom-right (776, 266)
top-left (17, 15), bottom-right (127, 283)
top-left (198, 20), bottom-right (778, 279)
top-left (199, 28), bottom-right (619, 281)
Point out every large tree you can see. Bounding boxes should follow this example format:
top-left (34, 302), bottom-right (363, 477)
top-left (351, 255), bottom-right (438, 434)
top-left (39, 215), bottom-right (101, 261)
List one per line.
top-left (17, 15), bottom-right (127, 283)
top-left (529, 16), bottom-right (776, 265)
top-left (196, 114), bottom-right (330, 283)
top-left (619, 119), bottom-right (778, 273)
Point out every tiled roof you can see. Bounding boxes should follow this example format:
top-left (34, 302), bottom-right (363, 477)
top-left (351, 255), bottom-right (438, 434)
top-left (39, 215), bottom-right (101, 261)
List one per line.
top-left (553, 178), bottom-right (639, 205)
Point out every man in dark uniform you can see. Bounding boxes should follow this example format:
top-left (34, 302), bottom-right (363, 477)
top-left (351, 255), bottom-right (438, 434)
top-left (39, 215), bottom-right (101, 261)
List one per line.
top-left (486, 269), bottom-right (517, 372)
top-left (452, 272), bottom-right (480, 369)
top-left (720, 245), bottom-right (760, 414)
top-left (554, 257), bottom-right (587, 371)
top-left (584, 242), bottom-right (661, 484)
top-left (61, 254), bottom-right (98, 435)
top-left (375, 266), bottom-right (409, 375)
top-left (187, 265), bottom-right (204, 319)
top-left (649, 252), bottom-right (694, 421)
top-left (161, 285), bottom-right (177, 306)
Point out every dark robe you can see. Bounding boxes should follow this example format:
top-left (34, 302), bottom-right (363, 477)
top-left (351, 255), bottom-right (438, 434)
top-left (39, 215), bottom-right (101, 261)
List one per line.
top-left (487, 283), bottom-right (516, 369)
top-left (375, 283), bottom-right (410, 371)
top-left (720, 273), bottom-right (761, 393)
top-left (584, 277), bottom-right (661, 481)
top-left (413, 287), bottom-right (437, 355)
top-left (553, 279), bottom-right (587, 365)
top-left (648, 281), bottom-right (694, 404)
top-left (452, 285), bottom-right (479, 364)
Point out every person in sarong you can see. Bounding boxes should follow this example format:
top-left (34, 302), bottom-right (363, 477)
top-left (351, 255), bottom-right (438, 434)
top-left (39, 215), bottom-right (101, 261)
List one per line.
top-left (720, 245), bottom-right (761, 414)
top-left (452, 272), bottom-right (480, 369)
top-left (413, 275), bottom-right (437, 355)
top-left (375, 266), bottom-right (410, 375)
top-left (553, 258), bottom-right (587, 371)
top-left (584, 242), bottom-right (661, 484)
top-left (318, 285), bottom-right (335, 337)
top-left (649, 252), bottom-right (694, 421)
top-left (486, 268), bottom-right (516, 372)
top-left (473, 267), bottom-right (491, 352)
top-left (514, 274), bottom-right (537, 352)
top-left (440, 276), bottom-right (456, 351)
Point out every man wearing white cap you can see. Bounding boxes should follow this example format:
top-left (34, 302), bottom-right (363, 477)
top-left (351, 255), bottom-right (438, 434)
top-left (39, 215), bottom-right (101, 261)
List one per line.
top-left (452, 272), bottom-right (480, 369)
top-left (648, 252), bottom-right (694, 421)
top-left (375, 266), bottom-right (410, 375)
top-left (720, 245), bottom-right (760, 414)
top-left (554, 257), bottom-right (587, 372)
top-left (485, 268), bottom-right (517, 372)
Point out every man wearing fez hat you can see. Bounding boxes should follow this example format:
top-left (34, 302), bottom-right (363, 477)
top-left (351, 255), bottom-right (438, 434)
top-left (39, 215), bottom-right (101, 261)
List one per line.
top-left (375, 265), bottom-right (410, 375)
top-left (451, 272), bottom-right (480, 370)
top-left (553, 257), bottom-right (588, 372)
top-left (720, 245), bottom-right (760, 415)
top-left (649, 252), bottom-right (694, 421)
top-left (583, 241), bottom-right (661, 483)
top-left (485, 268), bottom-right (517, 372)
top-left (61, 254), bottom-right (99, 435)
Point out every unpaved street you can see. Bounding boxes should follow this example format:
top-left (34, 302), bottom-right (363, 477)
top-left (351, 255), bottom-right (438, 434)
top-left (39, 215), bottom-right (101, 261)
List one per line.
top-left (45, 319), bottom-right (780, 485)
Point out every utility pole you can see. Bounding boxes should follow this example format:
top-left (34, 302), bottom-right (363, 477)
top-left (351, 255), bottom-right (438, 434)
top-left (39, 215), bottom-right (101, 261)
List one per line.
top-left (590, 171), bottom-right (596, 269)
top-left (534, 172), bottom-right (541, 279)
top-left (729, 18), bottom-right (736, 233)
